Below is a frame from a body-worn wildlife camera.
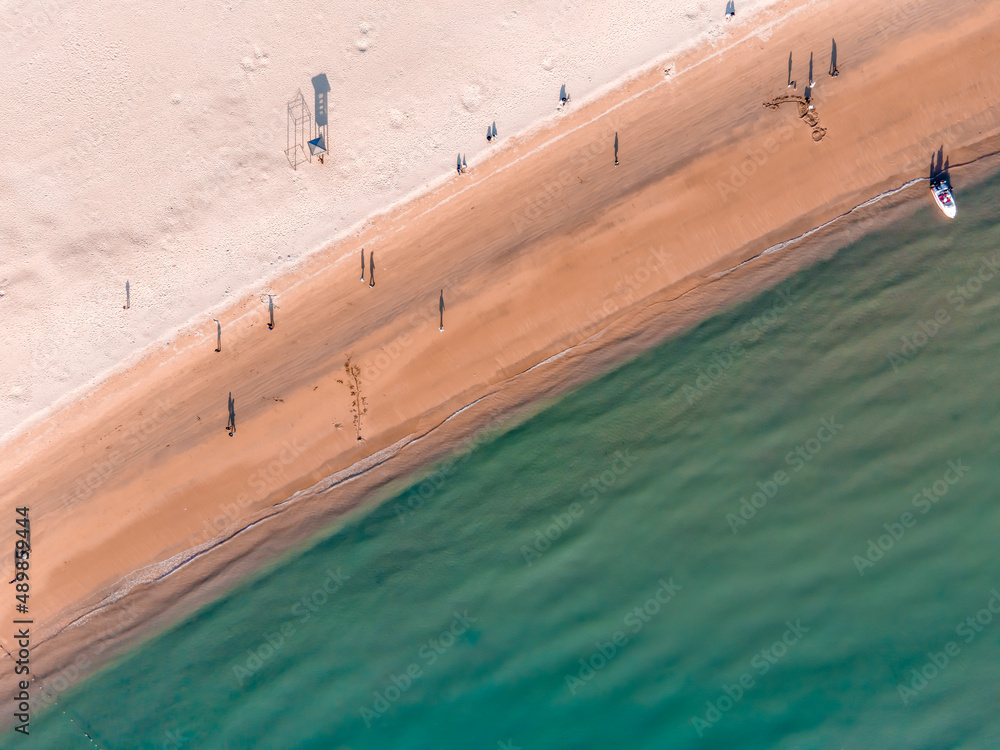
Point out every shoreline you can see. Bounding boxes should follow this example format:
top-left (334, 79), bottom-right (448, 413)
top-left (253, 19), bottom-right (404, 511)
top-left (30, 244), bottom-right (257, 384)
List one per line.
top-left (3, 0), bottom-right (1000, 723)
top-left (59, 143), bottom-right (1000, 601)
top-left (13, 147), bottom-right (1000, 725)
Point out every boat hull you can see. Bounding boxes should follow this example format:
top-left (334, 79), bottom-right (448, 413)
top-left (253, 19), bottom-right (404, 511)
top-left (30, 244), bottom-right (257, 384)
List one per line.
top-left (931, 182), bottom-right (957, 219)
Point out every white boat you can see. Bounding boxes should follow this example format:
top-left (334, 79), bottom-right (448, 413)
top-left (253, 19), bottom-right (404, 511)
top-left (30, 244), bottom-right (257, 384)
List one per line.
top-left (930, 178), bottom-right (957, 218)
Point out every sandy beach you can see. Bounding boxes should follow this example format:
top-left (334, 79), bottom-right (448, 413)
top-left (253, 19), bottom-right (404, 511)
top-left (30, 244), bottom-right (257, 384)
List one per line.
top-left (3, 0), bottom-right (1000, 719)
top-left (0, 0), bottom-right (781, 441)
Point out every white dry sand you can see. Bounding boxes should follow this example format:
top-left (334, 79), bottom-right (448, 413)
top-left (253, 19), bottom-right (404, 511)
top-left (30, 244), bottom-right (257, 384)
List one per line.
top-left (0, 0), bottom-right (779, 441)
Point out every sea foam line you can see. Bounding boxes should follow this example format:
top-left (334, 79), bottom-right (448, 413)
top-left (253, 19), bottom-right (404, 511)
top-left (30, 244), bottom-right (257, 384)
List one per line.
top-left (712, 143), bottom-right (1000, 279)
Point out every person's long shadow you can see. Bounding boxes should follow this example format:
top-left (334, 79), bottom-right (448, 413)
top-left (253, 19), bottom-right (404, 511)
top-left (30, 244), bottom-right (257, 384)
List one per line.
top-left (369, 252), bottom-right (375, 288)
top-left (267, 294), bottom-right (274, 330)
top-left (787, 51), bottom-right (793, 87)
top-left (125, 280), bottom-right (130, 310)
top-left (360, 248), bottom-right (365, 281)
top-left (614, 132), bottom-right (619, 166)
top-left (804, 51), bottom-right (816, 100)
top-left (227, 392), bottom-right (236, 436)
top-left (439, 289), bottom-right (445, 331)
top-left (829, 38), bottom-right (838, 75)
top-left (725, 0), bottom-right (736, 17)
top-left (214, 319), bottom-right (222, 352)
top-left (929, 146), bottom-right (950, 182)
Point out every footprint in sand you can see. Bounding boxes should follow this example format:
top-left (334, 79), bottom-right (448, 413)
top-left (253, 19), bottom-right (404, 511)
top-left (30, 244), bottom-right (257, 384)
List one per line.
top-left (462, 85), bottom-right (482, 113)
top-left (356, 21), bottom-right (372, 52)
top-left (389, 108), bottom-right (406, 129)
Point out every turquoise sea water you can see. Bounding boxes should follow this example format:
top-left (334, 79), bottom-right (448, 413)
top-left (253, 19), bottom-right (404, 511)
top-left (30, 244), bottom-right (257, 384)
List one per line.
top-left (18, 172), bottom-right (1000, 749)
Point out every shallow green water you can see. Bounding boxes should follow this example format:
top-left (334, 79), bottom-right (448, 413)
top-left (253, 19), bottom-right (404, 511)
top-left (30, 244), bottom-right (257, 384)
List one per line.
top-left (18, 173), bottom-right (1000, 749)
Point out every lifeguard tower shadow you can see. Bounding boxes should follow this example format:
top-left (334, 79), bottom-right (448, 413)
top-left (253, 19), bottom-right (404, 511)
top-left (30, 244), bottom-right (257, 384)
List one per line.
top-left (285, 90), bottom-right (313, 170)
top-left (312, 74), bottom-right (330, 137)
